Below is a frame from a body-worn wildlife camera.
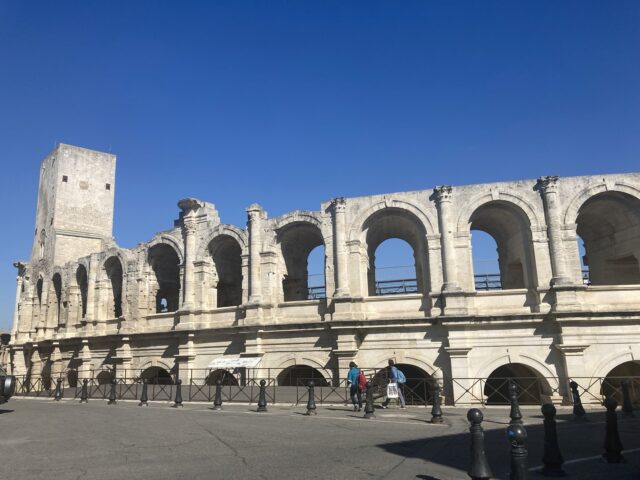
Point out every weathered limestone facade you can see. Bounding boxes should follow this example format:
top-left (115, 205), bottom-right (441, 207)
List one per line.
top-left (9, 144), bottom-right (640, 404)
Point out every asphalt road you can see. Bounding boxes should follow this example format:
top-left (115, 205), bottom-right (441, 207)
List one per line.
top-left (0, 398), bottom-right (638, 479)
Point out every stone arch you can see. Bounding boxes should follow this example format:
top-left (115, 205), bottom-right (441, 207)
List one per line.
top-left (351, 203), bottom-right (432, 296)
top-left (591, 349), bottom-right (637, 379)
top-left (207, 233), bottom-right (244, 307)
top-left (563, 182), bottom-right (640, 225)
top-left (96, 370), bottom-right (114, 385)
top-left (148, 242), bottom-right (181, 313)
top-left (147, 234), bottom-right (185, 264)
top-left (271, 210), bottom-right (324, 234)
top-left (206, 369), bottom-right (239, 386)
top-left (569, 187), bottom-right (640, 285)
top-left (103, 256), bottom-right (124, 318)
top-left (348, 198), bottom-right (438, 242)
top-left (274, 219), bottom-right (326, 302)
top-left (475, 353), bottom-right (558, 385)
top-left (456, 191), bottom-right (543, 232)
top-left (367, 352), bottom-right (438, 377)
top-left (196, 224), bottom-right (248, 259)
top-left (137, 359), bottom-right (174, 374)
top-left (277, 364), bottom-right (330, 386)
top-left (50, 272), bottom-right (63, 326)
top-left (461, 198), bottom-right (539, 290)
top-left (140, 366), bottom-right (173, 384)
top-left (74, 264), bottom-right (89, 319)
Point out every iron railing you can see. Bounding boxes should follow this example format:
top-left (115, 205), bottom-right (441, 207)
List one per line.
top-left (474, 273), bottom-right (502, 291)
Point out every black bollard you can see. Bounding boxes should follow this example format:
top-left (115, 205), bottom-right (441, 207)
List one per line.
top-left (54, 378), bottom-right (63, 401)
top-left (138, 378), bottom-right (149, 406)
top-left (364, 381), bottom-right (375, 419)
top-left (509, 381), bottom-right (523, 426)
top-left (305, 381), bottom-right (317, 416)
top-left (257, 379), bottom-right (268, 412)
top-left (213, 379), bottom-right (223, 410)
top-left (467, 409), bottom-right (493, 480)
top-left (80, 379), bottom-right (89, 403)
top-left (603, 397), bottom-right (625, 463)
top-left (172, 379), bottom-right (183, 408)
top-left (541, 404), bottom-right (565, 477)
top-left (108, 379), bottom-right (117, 405)
top-left (569, 381), bottom-right (586, 419)
top-left (430, 382), bottom-right (443, 424)
top-left (621, 380), bottom-right (634, 416)
top-left (507, 423), bottom-right (528, 480)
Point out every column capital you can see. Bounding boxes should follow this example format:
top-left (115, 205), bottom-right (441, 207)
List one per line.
top-left (182, 218), bottom-right (197, 235)
top-left (177, 197), bottom-right (205, 215)
top-left (432, 185), bottom-right (453, 203)
top-left (331, 197), bottom-right (346, 212)
top-left (536, 176), bottom-right (560, 194)
top-left (246, 203), bottom-right (264, 215)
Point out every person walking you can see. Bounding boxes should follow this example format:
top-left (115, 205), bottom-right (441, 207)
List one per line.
top-left (346, 361), bottom-right (363, 411)
top-left (381, 359), bottom-right (406, 409)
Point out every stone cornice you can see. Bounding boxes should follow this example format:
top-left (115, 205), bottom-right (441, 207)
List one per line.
top-left (554, 344), bottom-right (589, 355)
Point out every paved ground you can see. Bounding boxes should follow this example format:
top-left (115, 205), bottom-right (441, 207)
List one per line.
top-left (0, 398), bottom-right (638, 479)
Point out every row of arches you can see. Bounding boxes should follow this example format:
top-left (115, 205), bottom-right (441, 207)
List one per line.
top-left (25, 189), bottom-right (640, 330)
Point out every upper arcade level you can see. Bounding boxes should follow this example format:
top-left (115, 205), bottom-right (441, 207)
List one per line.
top-left (11, 165), bottom-right (640, 343)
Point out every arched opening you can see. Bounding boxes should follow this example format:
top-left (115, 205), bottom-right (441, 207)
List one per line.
top-left (471, 231), bottom-right (501, 290)
top-left (67, 370), bottom-right (78, 388)
top-left (576, 192), bottom-right (640, 285)
top-left (205, 369), bottom-right (239, 386)
top-left (277, 365), bottom-right (329, 386)
top-left (96, 370), bottom-right (114, 385)
top-left (149, 244), bottom-right (181, 313)
top-left (140, 366), bottom-right (173, 385)
top-left (372, 239), bottom-right (418, 295)
top-left (307, 245), bottom-right (326, 299)
top-left (76, 265), bottom-right (88, 319)
top-left (51, 273), bottom-right (63, 325)
top-left (364, 208), bottom-right (429, 296)
top-left (36, 278), bottom-right (43, 306)
top-left (372, 363), bottom-right (434, 405)
top-left (484, 363), bottom-right (549, 405)
top-left (104, 257), bottom-right (123, 318)
top-left (576, 235), bottom-right (590, 285)
top-left (468, 201), bottom-right (536, 290)
top-left (277, 222), bottom-right (325, 302)
top-left (601, 361), bottom-right (640, 405)
top-left (209, 235), bottom-right (243, 307)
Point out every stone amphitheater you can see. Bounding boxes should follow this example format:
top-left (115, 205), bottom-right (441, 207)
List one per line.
top-left (7, 143), bottom-right (640, 405)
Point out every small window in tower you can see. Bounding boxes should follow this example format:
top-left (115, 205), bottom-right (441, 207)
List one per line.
top-left (62, 175), bottom-right (68, 182)
top-left (106, 183), bottom-right (111, 190)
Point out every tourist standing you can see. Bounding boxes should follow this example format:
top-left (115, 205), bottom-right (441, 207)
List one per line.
top-left (346, 361), bottom-right (363, 411)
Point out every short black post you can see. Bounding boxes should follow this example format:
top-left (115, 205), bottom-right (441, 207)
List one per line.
top-left (80, 379), bottom-right (89, 403)
top-left (172, 379), bottom-right (183, 408)
top-left (138, 378), bottom-right (149, 406)
top-left (507, 423), bottom-right (528, 480)
top-left (569, 381), bottom-right (586, 419)
top-left (54, 378), bottom-right (63, 401)
top-left (509, 381), bottom-right (523, 426)
top-left (430, 382), bottom-right (443, 424)
top-left (621, 380), bottom-right (634, 416)
top-left (257, 379), bottom-right (268, 412)
top-left (305, 381), bottom-right (317, 416)
top-left (603, 397), bottom-right (625, 463)
top-left (541, 404), bottom-right (565, 477)
top-left (213, 379), bottom-right (223, 410)
top-left (467, 409), bottom-right (493, 480)
top-left (364, 381), bottom-right (375, 419)
top-left (108, 379), bottom-right (117, 405)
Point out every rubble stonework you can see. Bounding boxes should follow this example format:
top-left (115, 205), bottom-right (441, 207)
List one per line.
top-left (8, 144), bottom-right (640, 404)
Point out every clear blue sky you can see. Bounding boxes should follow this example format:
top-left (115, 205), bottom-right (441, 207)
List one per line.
top-left (1, 1), bottom-right (639, 330)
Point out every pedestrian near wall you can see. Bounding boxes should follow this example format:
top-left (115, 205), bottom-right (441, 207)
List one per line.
top-left (382, 359), bottom-right (406, 409)
top-left (346, 361), bottom-right (363, 412)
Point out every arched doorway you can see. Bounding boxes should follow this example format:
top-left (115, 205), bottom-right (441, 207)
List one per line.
top-left (277, 365), bottom-right (329, 386)
top-left (140, 366), bottom-right (173, 385)
top-left (104, 257), bottom-right (124, 318)
top-left (96, 370), bottom-right (114, 385)
top-left (484, 363), bottom-right (549, 405)
top-left (206, 369), bottom-right (238, 386)
top-left (601, 361), bottom-right (640, 405)
top-left (76, 265), bottom-right (88, 319)
top-left (148, 244), bottom-right (181, 313)
top-left (208, 236), bottom-right (243, 307)
top-left (372, 363), bottom-right (434, 405)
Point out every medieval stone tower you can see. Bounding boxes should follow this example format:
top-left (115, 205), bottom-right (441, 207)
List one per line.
top-left (30, 144), bottom-right (116, 267)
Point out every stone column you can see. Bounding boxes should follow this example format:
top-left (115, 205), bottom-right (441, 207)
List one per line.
top-left (11, 262), bottom-right (26, 340)
top-left (445, 347), bottom-right (473, 405)
top-left (554, 343), bottom-right (590, 403)
top-left (10, 346), bottom-right (27, 377)
top-left (536, 176), bottom-right (572, 286)
top-left (246, 204), bottom-right (264, 304)
top-left (85, 255), bottom-right (98, 322)
top-left (78, 339), bottom-right (93, 381)
top-left (181, 218), bottom-right (197, 310)
top-left (332, 198), bottom-right (350, 297)
top-left (432, 186), bottom-right (461, 292)
top-left (51, 341), bottom-right (63, 380)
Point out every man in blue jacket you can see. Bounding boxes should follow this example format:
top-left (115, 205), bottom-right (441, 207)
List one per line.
top-left (381, 359), bottom-right (406, 409)
top-left (346, 361), bottom-right (363, 411)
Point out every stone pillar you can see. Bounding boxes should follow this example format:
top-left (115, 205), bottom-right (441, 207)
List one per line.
top-left (78, 339), bottom-right (93, 381)
top-left (246, 204), bottom-right (264, 304)
top-left (332, 198), bottom-right (350, 297)
top-left (118, 337), bottom-right (133, 379)
top-left (175, 332), bottom-right (196, 384)
top-left (445, 347), bottom-right (473, 405)
top-left (536, 176), bottom-right (572, 286)
top-left (51, 341), bottom-right (63, 380)
top-left (10, 346), bottom-right (27, 377)
top-left (432, 186), bottom-right (461, 292)
top-left (555, 343), bottom-right (590, 403)
top-left (85, 255), bottom-right (98, 322)
top-left (30, 345), bottom-right (43, 380)
top-left (181, 217), bottom-right (197, 310)
top-left (11, 262), bottom-right (26, 340)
